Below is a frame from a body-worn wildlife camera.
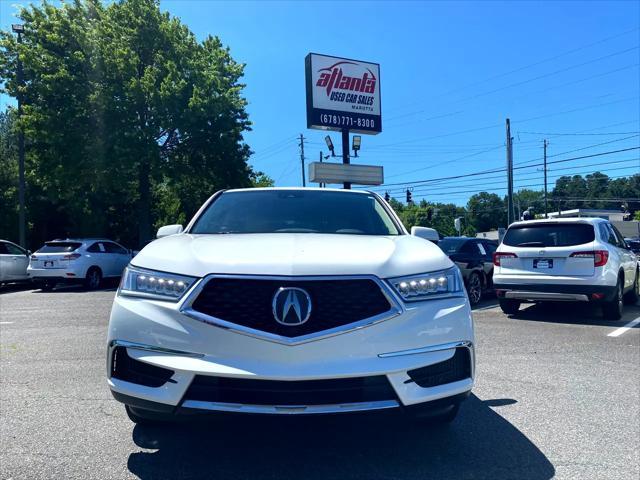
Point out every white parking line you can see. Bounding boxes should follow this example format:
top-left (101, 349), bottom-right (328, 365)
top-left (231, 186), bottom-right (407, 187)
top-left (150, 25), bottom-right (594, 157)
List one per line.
top-left (608, 317), bottom-right (640, 337)
top-left (0, 322), bottom-right (14, 325)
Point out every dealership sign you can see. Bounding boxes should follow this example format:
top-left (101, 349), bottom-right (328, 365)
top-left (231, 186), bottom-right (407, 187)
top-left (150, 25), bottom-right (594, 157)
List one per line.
top-left (305, 53), bottom-right (381, 134)
top-left (309, 162), bottom-right (383, 185)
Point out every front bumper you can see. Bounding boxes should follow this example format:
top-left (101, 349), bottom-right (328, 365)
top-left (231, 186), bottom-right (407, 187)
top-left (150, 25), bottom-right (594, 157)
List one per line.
top-left (106, 285), bottom-right (475, 415)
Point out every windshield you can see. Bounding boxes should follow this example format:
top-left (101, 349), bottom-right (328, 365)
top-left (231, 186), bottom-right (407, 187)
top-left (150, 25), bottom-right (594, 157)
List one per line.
top-left (438, 238), bottom-right (468, 254)
top-left (38, 242), bottom-right (82, 253)
top-left (190, 190), bottom-right (401, 235)
top-left (503, 224), bottom-right (595, 247)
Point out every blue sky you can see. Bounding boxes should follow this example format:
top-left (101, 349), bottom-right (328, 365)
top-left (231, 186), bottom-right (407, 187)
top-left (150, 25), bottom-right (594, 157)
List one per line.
top-left (2, 0), bottom-right (639, 205)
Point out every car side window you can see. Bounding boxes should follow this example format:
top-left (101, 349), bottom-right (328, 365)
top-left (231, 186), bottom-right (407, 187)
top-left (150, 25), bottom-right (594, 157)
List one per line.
top-left (477, 242), bottom-right (487, 256)
top-left (483, 241), bottom-right (497, 255)
top-left (104, 242), bottom-right (128, 254)
top-left (0, 242), bottom-right (9, 254)
top-left (601, 224), bottom-right (618, 246)
top-left (459, 241), bottom-right (477, 254)
top-left (610, 225), bottom-right (628, 249)
top-left (5, 243), bottom-right (25, 255)
top-left (87, 242), bottom-right (104, 253)
top-left (598, 224), bottom-right (609, 243)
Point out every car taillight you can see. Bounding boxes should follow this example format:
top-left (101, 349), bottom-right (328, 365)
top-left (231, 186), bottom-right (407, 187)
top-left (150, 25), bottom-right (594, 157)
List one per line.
top-left (493, 252), bottom-right (517, 266)
top-left (63, 253), bottom-right (82, 261)
top-left (569, 250), bottom-right (609, 267)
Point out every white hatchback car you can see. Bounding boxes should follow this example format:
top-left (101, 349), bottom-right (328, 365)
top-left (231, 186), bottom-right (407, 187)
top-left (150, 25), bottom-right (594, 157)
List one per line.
top-left (493, 218), bottom-right (639, 319)
top-left (28, 238), bottom-right (133, 291)
top-left (107, 188), bottom-right (475, 425)
top-left (0, 240), bottom-right (31, 286)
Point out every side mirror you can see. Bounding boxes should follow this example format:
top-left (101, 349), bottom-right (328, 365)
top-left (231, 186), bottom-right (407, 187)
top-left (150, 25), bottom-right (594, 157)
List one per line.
top-left (156, 224), bottom-right (184, 239)
top-left (411, 226), bottom-right (440, 243)
top-left (27, 250), bottom-right (32, 256)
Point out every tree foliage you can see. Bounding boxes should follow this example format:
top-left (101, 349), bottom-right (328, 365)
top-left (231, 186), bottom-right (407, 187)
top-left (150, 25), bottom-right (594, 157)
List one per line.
top-left (0, 0), bottom-right (257, 248)
top-left (389, 172), bottom-right (640, 235)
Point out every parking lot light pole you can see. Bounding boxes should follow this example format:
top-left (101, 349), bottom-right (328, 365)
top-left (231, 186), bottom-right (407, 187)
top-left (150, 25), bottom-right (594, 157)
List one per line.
top-left (12, 23), bottom-right (26, 248)
top-left (341, 129), bottom-right (350, 189)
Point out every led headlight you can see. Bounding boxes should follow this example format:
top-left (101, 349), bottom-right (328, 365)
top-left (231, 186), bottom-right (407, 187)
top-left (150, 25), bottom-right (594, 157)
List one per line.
top-left (119, 266), bottom-right (197, 301)
top-left (388, 266), bottom-right (464, 302)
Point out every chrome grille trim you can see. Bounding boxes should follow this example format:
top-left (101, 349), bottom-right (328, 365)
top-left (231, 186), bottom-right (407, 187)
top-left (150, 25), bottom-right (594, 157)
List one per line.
top-left (179, 274), bottom-right (403, 345)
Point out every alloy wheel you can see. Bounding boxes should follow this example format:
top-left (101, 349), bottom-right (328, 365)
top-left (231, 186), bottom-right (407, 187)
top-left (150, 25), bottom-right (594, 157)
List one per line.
top-left (468, 274), bottom-right (482, 305)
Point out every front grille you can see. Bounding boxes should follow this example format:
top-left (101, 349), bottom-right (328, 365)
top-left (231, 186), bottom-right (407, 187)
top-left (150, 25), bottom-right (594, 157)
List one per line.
top-left (110, 346), bottom-right (175, 387)
top-left (183, 375), bottom-right (397, 406)
top-left (190, 277), bottom-right (393, 337)
top-left (406, 347), bottom-right (471, 388)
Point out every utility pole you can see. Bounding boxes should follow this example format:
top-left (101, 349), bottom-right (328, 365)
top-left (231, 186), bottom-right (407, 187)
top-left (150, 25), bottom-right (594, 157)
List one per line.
top-left (298, 133), bottom-right (306, 187)
top-left (12, 24), bottom-right (26, 248)
top-left (543, 139), bottom-right (548, 218)
top-left (341, 129), bottom-right (350, 189)
top-left (505, 118), bottom-right (514, 226)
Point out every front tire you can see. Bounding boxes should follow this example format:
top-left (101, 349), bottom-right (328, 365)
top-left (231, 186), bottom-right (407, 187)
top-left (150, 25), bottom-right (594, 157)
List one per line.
top-left (623, 269), bottom-right (639, 305)
top-left (84, 267), bottom-right (102, 290)
top-left (499, 298), bottom-right (521, 315)
top-left (603, 278), bottom-right (624, 320)
top-left (466, 272), bottom-right (482, 306)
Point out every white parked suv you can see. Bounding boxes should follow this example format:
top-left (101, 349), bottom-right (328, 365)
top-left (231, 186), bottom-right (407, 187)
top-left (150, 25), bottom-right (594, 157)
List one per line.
top-left (107, 188), bottom-right (475, 424)
top-left (493, 218), bottom-right (639, 319)
top-left (28, 238), bottom-right (133, 291)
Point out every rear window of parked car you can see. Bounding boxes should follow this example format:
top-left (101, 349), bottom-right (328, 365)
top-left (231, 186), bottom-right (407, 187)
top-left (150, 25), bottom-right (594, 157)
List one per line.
top-left (503, 224), bottom-right (595, 247)
top-left (38, 242), bottom-right (82, 253)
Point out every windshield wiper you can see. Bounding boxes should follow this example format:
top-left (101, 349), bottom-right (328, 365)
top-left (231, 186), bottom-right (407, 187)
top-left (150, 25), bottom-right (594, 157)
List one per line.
top-left (516, 241), bottom-right (546, 247)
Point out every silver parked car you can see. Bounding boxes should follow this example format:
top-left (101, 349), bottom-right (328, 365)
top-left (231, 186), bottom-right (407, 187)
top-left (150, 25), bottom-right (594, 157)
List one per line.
top-left (0, 240), bottom-right (31, 286)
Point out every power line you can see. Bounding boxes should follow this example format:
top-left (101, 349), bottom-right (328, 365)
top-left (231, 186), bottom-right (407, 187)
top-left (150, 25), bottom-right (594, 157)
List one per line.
top-left (518, 130), bottom-right (640, 136)
top-left (384, 145), bottom-right (504, 179)
top-left (385, 27), bottom-right (639, 114)
top-left (386, 160), bottom-right (639, 195)
top-left (409, 173), bottom-right (637, 199)
top-left (453, 46), bottom-right (639, 105)
top-left (371, 146), bottom-right (640, 190)
top-left (514, 134), bottom-right (639, 166)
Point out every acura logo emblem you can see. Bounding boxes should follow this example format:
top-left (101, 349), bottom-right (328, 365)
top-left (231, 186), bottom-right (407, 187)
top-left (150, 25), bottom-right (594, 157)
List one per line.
top-left (272, 287), bottom-right (312, 326)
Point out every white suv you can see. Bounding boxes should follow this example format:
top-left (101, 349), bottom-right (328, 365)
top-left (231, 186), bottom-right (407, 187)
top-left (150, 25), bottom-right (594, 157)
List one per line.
top-left (28, 238), bottom-right (132, 291)
top-left (107, 188), bottom-right (475, 425)
top-left (493, 218), bottom-right (639, 319)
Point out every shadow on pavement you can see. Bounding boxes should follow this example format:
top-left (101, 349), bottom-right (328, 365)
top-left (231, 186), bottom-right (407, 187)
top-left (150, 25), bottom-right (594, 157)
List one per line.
top-left (26, 277), bottom-right (120, 293)
top-left (472, 297), bottom-right (498, 311)
top-left (508, 301), bottom-right (640, 328)
top-left (0, 282), bottom-right (34, 294)
top-left (127, 394), bottom-right (554, 480)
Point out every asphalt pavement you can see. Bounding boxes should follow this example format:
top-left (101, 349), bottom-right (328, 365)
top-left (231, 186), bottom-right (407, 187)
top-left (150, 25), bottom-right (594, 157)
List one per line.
top-left (0, 284), bottom-right (638, 480)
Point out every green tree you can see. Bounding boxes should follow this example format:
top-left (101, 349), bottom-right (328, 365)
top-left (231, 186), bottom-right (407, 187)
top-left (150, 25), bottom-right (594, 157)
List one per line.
top-left (0, 0), bottom-right (254, 247)
top-left (0, 110), bottom-right (18, 240)
top-left (513, 188), bottom-right (544, 218)
top-left (466, 192), bottom-right (506, 232)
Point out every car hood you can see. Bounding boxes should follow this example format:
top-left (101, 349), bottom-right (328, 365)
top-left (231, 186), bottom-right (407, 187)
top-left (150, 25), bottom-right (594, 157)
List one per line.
top-left (132, 233), bottom-right (453, 278)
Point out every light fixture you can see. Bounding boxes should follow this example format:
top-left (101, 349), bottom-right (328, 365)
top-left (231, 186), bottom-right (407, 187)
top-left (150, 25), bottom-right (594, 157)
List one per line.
top-left (324, 135), bottom-right (335, 156)
top-left (352, 135), bottom-right (361, 152)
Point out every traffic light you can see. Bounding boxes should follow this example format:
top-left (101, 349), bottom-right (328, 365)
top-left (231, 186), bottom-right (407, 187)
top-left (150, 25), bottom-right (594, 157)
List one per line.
top-left (384, 191), bottom-right (390, 202)
top-left (406, 189), bottom-right (412, 204)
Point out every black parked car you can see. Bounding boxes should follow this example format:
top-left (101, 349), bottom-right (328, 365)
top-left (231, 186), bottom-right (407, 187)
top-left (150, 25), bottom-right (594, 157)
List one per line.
top-left (439, 237), bottom-right (498, 306)
top-left (624, 238), bottom-right (640, 255)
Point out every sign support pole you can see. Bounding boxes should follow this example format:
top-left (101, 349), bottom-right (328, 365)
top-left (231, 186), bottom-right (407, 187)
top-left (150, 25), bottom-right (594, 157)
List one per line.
top-left (342, 128), bottom-right (350, 189)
